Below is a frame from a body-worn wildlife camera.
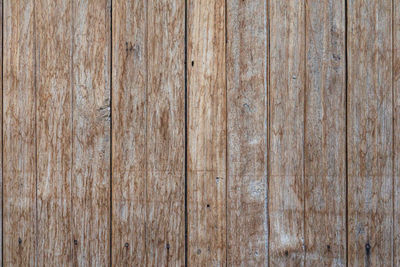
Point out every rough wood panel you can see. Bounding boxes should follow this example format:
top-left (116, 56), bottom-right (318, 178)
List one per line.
top-left (36, 0), bottom-right (73, 265)
top-left (111, 0), bottom-right (147, 265)
top-left (394, 0), bottom-right (400, 265)
top-left (226, 0), bottom-right (268, 265)
top-left (71, 0), bottom-right (111, 265)
top-left (146, 0), bottom-right (185, 265)
top-left (347, 0), bottom-right (393, 265)
top-left (3, 1), bottom-right (34, 266)
top-left (187, 0), bottom-right (226, 265)
top-left (304, 0), bottom-right (346, 266)
top-left (269, 1), bottom-right (305, 266)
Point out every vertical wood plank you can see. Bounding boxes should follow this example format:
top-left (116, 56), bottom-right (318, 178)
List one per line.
top-left (304, 0), bottom-right (346, 266)
top-left (395, 0), bottom-right (400, 265)
top-left (347, 0), bottom-right (393, 265)
top-left (187, 0), bottom-right (226, 265)
top-left (146, 0), bottom-right (185, 265)
top-left (112, 0), bottom-right (147, 265)
top-left (71, 0), bottom-right (111, 265)
top-left (226, 0), bottom-right (268, 265)
top-left (36, 0), bottom-right (73, 265)
top-left (3, 0), bottom-right (35, 265)
top-left (269, 1), bottom-right (305, 266)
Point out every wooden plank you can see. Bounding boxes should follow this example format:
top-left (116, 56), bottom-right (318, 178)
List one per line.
top-left (187, 0), bottom-right (226, 265)
top-left (347, 0), bottom-right (393, 265)
top-left (304, 0), bottom-right (346, 266)
top-left (269, 1), bottom-right (305, 266)
top-left (146, 0), bottom-right (185, 265)
top-left (3, 0), bottom-right (35, 265)
top-left (36, 0), bottom-right (73, 265)
top-left (111, 0), bottom-right (147, 265)
top-left (71, 0), bottom-right (111, 265)
top-left (395, 0), bottom-right (400, 265)
top-left (226, 0), bottom-right (268, 265)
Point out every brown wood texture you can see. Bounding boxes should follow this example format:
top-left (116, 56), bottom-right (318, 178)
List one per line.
top-left (1, 1), bottom-right (399, 266)
top-left (347, 0), bottom-right (393, 266)
top-left (226, 0), bottom-right (268, 265)
top-left (304, 0), bottom-right (346, 266)
top-left (187, 0), bottom-right (226, 265)
top-left (269, 1), bottom-right (305, 266)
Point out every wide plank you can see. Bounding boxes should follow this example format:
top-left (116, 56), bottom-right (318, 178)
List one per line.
top-left (3, 0), bottom-right (35, 265)
top-left (347, 0), bottom-right (393, 265)
top-left (187, 0), bottom-right (227, 265)
top-left (304, 0), bottom-right (346, 265)
top-left (226, 0), bottom-right (268, 265)
top-left (71, 0), bottom-right (111, 265)
top-left (111, 0), bottom-right (147, 265)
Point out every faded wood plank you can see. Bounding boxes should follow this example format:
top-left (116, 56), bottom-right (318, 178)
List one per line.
top-left (71, 0), bottom-right (111, 265)
top-left (226, 0), bottom-right (268, 265)
top-left (3, 0), bottom-right (35, 265)
top-left (395, 0), bottom-right (400, 265)
top-left (347, 0), bottom-right (393, 265)
top-left (304, 0), bottom-right (346, 266)
top-left (146, 0), bottom-right (185, 265)
top-left (187, 0), bottom-right (226, 265)
top-left (111, 0), bottom-right (147, 265)
top-left (36, 0), bottom-right (73, 265)
top-left (269, 1), bottom-right (305, 266)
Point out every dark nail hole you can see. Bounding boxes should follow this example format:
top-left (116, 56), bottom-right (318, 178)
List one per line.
top-left (197, 249), bottom-right (201, 255)
top-left (191, 61), bottom-right (194, 66)
top-left (125, 243), bottom-right (129, 248)
top-left (284, 250), bottom-right (288, 256)
top-left (74, 240), bottom-right (78, 245)
top-left (365, 243), bottom-right (371, 255)
top-left (166, 243), bottom-right (170, 250)
top-left (327, 244), bottom-right (331, 250)
top-left (18, 238), bottom-right (22, 244)
top-left (206, 204), bottom-right (210, 208)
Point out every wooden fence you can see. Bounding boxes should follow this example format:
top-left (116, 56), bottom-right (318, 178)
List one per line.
top-left (1, 0), bottom-right (399, 266)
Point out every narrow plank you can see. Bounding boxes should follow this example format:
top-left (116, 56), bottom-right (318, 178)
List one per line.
top-left (304, 0), bottom-right (346, 266)
top-left (187, 0), bottom-right (226, 265)
top-left (395, 0), bottom-right (400, 265)
top-left (226, 0), bottom-right (268, 265)
top-left (36, 0), bottom-right (73, 265)
top-left (3, 0), bottom-right (35, 265)
top-left (146, 0), bottom-right (185, 265)
top-left (71, 0), bottom-right (111, 265)
top-left (111, 0), bottom-right (147, 265)
top-left (269, 0), bottom-right (305, 266)
top-left (347, 0), bottom-right (393, 265)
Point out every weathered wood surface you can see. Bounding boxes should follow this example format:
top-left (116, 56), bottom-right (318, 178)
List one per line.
top-left (226, 0), bottom-right (268, 265)
top-left (1, 1), bottom-right (399, 266)
top-left (304, 0), bottom-right (346, 266)
top-left (187, 0), bottom-right (226, 265)
top-left (269, 1), bottom-right (305, 265)
top-left (347, 0), bottom-right (393, 266)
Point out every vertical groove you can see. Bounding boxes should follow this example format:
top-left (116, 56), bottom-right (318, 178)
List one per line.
top-left (392, 0), bottom-right (395, 265)
top-left (144, 0), bottom-right (148, 266)
top-left (33, 0), bottom-right (38, 265)
top-left (265, 0), bottom-right (270, 266)
top-left (184, 0), bottom-right (188, 266)
top-left (224, 0), bottom-right (228, 265)
top-left (344, 0), bottom-right (348, 265)
top-left (303, 0), bottom-right (307, 265)
top-left (109, 0), bottom-right (113, 265)
top-left (267, 0), bottom-right (271, 265)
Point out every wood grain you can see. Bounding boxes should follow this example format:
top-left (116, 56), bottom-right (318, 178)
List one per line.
top-left (187, 0), bottom-right (226, 265)
top-left (226, 0), bottom-right (268, 265)
top-left (304, 0), bottom-right (346, 266)
top-left (3, 0), bottom-right (34, 265)
top-left (269, 1), bottom-right (305, 266)
top-left (146, 0), bottom-right (185, 265)
top-left (36, 0), bottom-right (73, 265)
top-left (394, 0), bottom-right (400, 265)
top-left (347, 0), bottom-right (393, 265)
top-left (71, 0), bottom-right (111, 265)
top-left (111, 0), bottom-right (147, 265)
